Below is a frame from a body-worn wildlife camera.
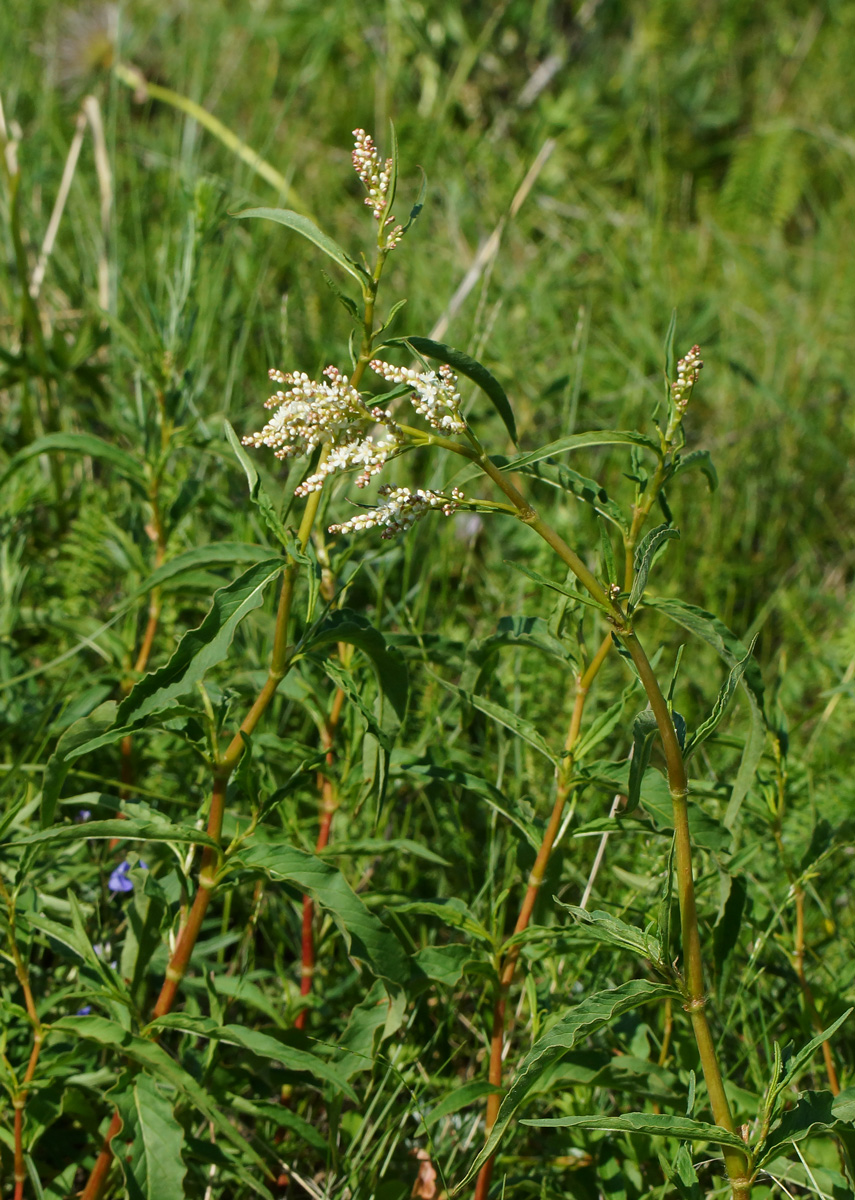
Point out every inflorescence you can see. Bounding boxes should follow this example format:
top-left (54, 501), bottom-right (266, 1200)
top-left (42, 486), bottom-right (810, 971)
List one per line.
top-left (671, 345), bottom-right (703, 415)
top-left (243, 357), bottom-right (471, 535)
top-left (352, 129), bottom-right (403, 249)
top-left (329, 486), bottom-right (465, 539)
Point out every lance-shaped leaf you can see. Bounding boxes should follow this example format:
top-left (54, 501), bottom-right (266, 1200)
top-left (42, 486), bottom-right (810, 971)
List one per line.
top-left (235, 841), bottom-right (411, 985)
top-left (0, 431), bottom-right (146, 490)
top-left (771, 1010), bottom-right (852, 1106)
top-left (428, 673), bottom-right (558, 765)
top-left (757, 1089), bottom-right (855, 1166)
top-left (232, 207), bottom-right (367, 285)
top-left (686, 640), bottom-right (758, 756)
top-left (522, 1110), bottom-right (749, 1151)
top-left (461, 978), bottom-right (676, 1184)
top-left (16, 817), bottom-right (220, 850)
top-left (555, 903), bottom-right (664, 966)
top-left (644, 596), bottom-right (767, 825)
top-left (627, 709), bottom-right (659, 814)
top-left (51, 1016), bottom-right (274, 1195)
top-left (300, 609), bottom-right (408, 726)
top-left (113, 1074), bottom-right (187, 1200)
top-left (397, 336), bottom-right (518, 445)
top-left (224, 421), bottom-right (291, 549)
top-left (40, 701), bottom-right (117, 827)
top-left (628, 524), bottom-right (680, 612)
top-left (148, 1014), bottom-right (357, 1099)
top-left (669, 449), bottom-right (718, 492)
top-left (115, 559), bottom-right (283, 728)
top-left (127, 541), bottom-right (275, 601)
top-left (497, 429), bottom-right (659, 473)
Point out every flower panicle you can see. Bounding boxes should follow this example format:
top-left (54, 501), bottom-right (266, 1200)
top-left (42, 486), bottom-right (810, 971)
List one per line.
top-left (329, 485), bottom-right (465, 539)
top-left (370, 359), bottom-right (466, 433)
top-left (242, 366), bottom-right (403, 496)
top-left (670, 344), bottom-right (703, 415)
top-left (352, 129), bottom-right (403, 249)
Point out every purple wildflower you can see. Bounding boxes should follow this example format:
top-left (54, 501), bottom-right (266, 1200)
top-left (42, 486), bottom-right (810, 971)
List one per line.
top-left (107, 859), bottom-right (148, 894)
top-left (76, 1005), bottom-right (92, 1015)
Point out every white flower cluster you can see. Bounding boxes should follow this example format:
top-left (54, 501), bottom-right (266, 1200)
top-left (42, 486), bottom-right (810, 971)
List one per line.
top-left (370, 359), bottom-right (466, 433)
top-left (329, 486), bottom-right (465, 539)
top-left (352, 129), bottom-right (403, 248)
top-left (242, 366), bottom-right (401, 496)
top-left (671, 344), bottom-right (703, 414)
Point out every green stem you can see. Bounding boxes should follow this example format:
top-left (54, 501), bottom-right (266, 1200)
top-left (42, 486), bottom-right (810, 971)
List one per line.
top-left (472, 453), bottom-right (752, 1198)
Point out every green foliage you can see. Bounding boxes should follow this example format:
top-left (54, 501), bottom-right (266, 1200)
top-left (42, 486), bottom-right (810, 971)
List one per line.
top-left (2, 2), bottom-right (855, 1197)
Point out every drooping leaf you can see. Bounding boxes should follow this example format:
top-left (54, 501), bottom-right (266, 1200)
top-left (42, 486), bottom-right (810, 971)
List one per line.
top-left (224, 421), bottom-right (291, 548)
top-left (148, 1015), bottom-right (357, 1100)
top-left (660, 1144), bottom-right (701, 1200)
top-left (772, 1010), bottom-right (852, 1104)
top-left (128, 542), bottom-right (275, 601)
top-left (0, 432), bottom-right (146, 490)
top-left (16, 818), bottom-right (219, 850)
top-left (113, 1074), bottom-right (187, 1200)
top-left (40, 701), bottom-right (118, 827)
top-left (555, 904), bottom-right (664, 966)
top-left (627, 709), bottom-right (659, 814)
top-left (428, 674), bottom-right (557, 765)
top-left (645, 596), bottom-right (766, 826)
top-left (518, 460), bottom-right (628, 530)
top-left (116, 559), bottom-right (283, 727)
top-left (628, 524), bottom-right (680, 612)
top-left (669, 449), bottom-right (718, 492)
top-left (686, 640), bottom-right (757, 756)
top-left (400, 336), bottom-right (518, 445)
top-left (235, 841), bottom-right (411, 985)
top-left (496, 429), bottom-right (658, 473)
top-left (420, 1082), bottom-right (501, 1131)
top-left (51, 1016), bottom-right (274, 1195)
top-left (232, 207), bottom-right (367, 285)
top-left (462, 979), bottom-right (677, 1183)
top-left (522, 1110), bottom-right (749, 1151)
top-left (300, 609), bottom-right (408, 725)
top-left (506, 561), bottom-right (610, 614)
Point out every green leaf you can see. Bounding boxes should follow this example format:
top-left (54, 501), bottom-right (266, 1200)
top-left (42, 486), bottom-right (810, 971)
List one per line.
top-left (773, 1010), bottom-right (852, 1104)
top-left (224, 421), bottom-right (290, 549)
top-left (555, 904), bottom-right (664, 965)
top-left (318, 836), bottom-right (449, 866)
top-left (461, 979), bottom-right (677, 1183)
top-left (15, 818), bottom-right (219, 850)
top-left (40, 702), bottom-right (118, 827)
top-left (627, 709), bottom-right (659, 814)
top-left (663, 309), bottom-right (678, 384)
top-left (428, 674), bottom-right (558, 765)
top-left (497, 429), bottom-right (658, 473)
top-left (231, 207), bottom-right (367, 285)
top-left (113, 1074), bottom-right (187, 1200)
top-left (644, 597), bottom-right (766, 826)
top-left (128, 542), bottom-right (275, 601)
top-left (629, 524), bottom-right (680, 612)
top-left (669, 449), bottom-right (718, 492)
top-left (518, 461), bottom-right (628, 530)
top-left (116, 559), bottom-right (283, 728)
top-left (660, 1144), bottom-right (701, 1200)
top-left (507, 561), bottom-right (610, 614)
top-left (686, 640), bottom-right (757, 755)
top-left (402, 336), bottom-right (518, 445)
top-left (522, 1110), bottom-right (749, 1151)
top-left (148, 1015), bottom-right (357, 1100)
top-left (758, 1090), bottom-right (850, 1165)
top-left (301, 609), bottom-right (408, 725)
top-left (420, 1081), bottom-right (501, 1131)
top-left (0, 432), bottom-right (146, 490)
top-left (235, 841), bottom-right (411, 985)
top-left (572, 685), bottom-right (636, 763)
top-left (51, 1016), bottom-right (274, 1194)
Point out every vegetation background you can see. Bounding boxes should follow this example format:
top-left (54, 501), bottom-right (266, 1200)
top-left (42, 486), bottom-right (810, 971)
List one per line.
top-left (2, 1), bottom-right (855, 1198)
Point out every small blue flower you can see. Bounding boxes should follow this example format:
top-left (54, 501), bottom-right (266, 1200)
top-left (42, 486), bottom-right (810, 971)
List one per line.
top-left (76, 809), bottom-right (92, 823)
top-left (76, 1005), bottom-right (92, 1015)
top-left (107, 859), bottom-right (148, 894)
